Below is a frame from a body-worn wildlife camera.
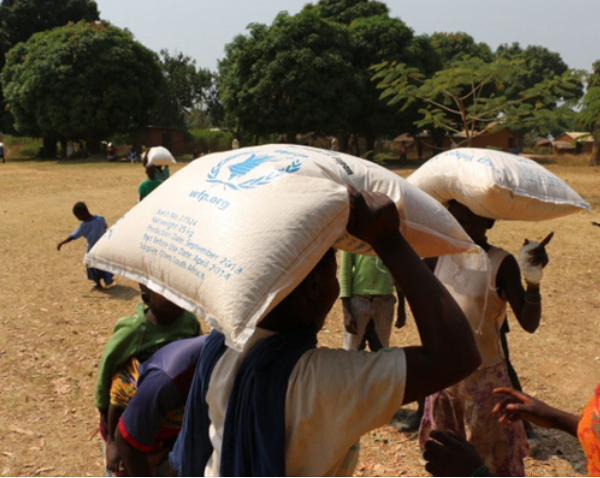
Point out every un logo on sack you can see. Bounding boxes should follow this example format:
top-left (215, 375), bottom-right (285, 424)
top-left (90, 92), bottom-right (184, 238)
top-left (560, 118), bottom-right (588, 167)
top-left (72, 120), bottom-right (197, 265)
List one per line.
top-left (207, 153), bottom-right (301, 190)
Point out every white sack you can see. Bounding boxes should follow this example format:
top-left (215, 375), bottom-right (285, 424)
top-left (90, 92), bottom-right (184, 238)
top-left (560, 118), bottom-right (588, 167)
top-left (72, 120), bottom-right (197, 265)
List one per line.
top-left (147, 146), bottom-right (176, 166)
top-left (86, 144), bottom-right (475, 351)
top-left (408, 148), bottom-right (590, 220)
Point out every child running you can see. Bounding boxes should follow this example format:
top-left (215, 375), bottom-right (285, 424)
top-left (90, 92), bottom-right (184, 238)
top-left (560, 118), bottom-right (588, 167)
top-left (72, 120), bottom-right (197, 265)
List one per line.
top-left (57, 201), bottom-right (114, 289)
top-left (418, 200), bottom-right (552, 476)
top-left (96, 285), bottom-right (201, 473)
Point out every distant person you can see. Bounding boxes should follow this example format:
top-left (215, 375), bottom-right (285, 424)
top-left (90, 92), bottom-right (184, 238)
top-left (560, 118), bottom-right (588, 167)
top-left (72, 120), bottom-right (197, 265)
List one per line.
top-left (0, 140), bottom-right (5, 163)
top-left (141, 149), bottom-right (170, 181)
top-left (339, 251), bottom-right (406, 352)
top-left (107, 143), bottom-right (119, 162)
top-left (138, 165), bottom-right (163, 201)
top-left (97, 285), bottom-right (201, 474)
top-left (127, 147), bottom-right (138, 163)
top-left (231, 138), bottom-right (240, 150)
top-left (56, 201), bottom-right (114, 289)
top-left (400, 141), bottom-right (408, 164)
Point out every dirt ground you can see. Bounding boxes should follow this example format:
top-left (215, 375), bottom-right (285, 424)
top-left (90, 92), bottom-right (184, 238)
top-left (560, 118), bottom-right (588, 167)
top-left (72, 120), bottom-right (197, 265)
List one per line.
top-left (0, 155), bottom-right (599, 476)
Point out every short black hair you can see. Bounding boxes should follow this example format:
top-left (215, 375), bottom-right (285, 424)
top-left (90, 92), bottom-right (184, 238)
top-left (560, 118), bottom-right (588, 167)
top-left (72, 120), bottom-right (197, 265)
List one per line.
top-left (73, 201), bottom-right (89, 216)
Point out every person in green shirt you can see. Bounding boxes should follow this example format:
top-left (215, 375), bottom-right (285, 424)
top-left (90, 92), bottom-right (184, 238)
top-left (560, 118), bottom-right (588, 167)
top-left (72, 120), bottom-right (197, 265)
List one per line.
top-left (138, 165), bottom-right (163, 201)
top-left (339, 251), bottom-right (405, 352)
top-left (96, 284), bottom-right (201, 467)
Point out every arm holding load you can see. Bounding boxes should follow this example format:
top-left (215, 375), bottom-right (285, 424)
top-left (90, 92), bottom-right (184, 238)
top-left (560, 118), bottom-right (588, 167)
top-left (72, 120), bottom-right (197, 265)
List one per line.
top-left (346, 187), bottom-right (481, 404)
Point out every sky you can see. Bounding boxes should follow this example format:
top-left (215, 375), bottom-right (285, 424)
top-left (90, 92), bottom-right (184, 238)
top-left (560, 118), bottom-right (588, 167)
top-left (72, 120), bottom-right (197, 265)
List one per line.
top-left (93, 0), bottom-right (600, 73)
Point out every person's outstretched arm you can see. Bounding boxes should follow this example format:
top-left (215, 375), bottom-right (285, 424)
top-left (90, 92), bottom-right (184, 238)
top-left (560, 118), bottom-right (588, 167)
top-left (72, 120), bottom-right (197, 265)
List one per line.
top-left (347, 188), bottom-right (481, 404)
top-left (493, 387), bottom-right (579, 437)
top-left (57, 236), bottom-right (75, 251)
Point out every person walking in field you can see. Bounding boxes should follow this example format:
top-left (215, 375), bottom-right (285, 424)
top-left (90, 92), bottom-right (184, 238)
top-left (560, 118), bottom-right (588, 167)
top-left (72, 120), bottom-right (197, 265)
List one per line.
top-left (0, 140), bottom-right (5, 163)
top-left (57, 201), bottom-right (114, 289)
top-left (418, 200), bottom-right (552, 476)
top-left (170, 188), bottom-right (482, 476)
top-left (339, 251), bottom-right (406, 352)
top-left (138, 165), bottom-right (163, 201)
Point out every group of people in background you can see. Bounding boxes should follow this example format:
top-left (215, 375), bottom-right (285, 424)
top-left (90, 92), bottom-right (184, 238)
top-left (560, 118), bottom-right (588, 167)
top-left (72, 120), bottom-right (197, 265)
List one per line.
top-left (51, 144), bottom-right (600, 477)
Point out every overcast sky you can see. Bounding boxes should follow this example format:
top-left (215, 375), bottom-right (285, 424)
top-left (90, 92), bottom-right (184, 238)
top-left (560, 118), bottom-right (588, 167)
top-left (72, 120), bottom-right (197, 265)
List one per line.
top-left (93, 0), bottom-right (599, 73)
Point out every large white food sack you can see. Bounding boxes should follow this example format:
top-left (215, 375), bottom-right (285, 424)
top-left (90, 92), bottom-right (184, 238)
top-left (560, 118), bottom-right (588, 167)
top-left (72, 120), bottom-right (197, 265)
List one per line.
top-left (86, 144), bottom-right (475, 350)
top-left (408, 148), bottom-right (590, 220)
top-left (147, 146), bottom-right (176, 166)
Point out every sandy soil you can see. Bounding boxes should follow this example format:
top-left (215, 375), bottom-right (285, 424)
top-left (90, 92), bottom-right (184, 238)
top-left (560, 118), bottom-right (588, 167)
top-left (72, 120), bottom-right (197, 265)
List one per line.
top-left (0, 156), bottom-right (598, 476)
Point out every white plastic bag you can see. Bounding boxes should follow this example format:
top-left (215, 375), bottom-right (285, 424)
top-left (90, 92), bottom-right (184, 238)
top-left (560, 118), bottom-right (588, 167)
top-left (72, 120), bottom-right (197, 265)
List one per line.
top-left (147, 146), bottom-right (176, 166)
top-left (408, 148), bottom-right (590, 220)
top-left (86, 144), bottom-right (476, 350)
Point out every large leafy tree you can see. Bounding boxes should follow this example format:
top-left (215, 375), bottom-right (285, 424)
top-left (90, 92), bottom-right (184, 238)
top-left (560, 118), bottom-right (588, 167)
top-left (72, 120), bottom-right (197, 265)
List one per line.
top-left (579, 60), bottom-right (600, 165)
top-left (430, 32), bottom-right (493, 64)
top-left (2, 21), bottom-right (163, 157)
top-left (219, 9), bottom-right (357, 142)
top-left (150, 50), bottom-right (214, 129)
top-left (373, 55), bottom-right (583, 147)
top-left (495, 43), bottom-right (584, 139)
top-left (331, 6), bottom-right (440, 152)
top-left (220, 0), bottom-right (440, 152)
top-left (0, 0), bottom-right (99, 133)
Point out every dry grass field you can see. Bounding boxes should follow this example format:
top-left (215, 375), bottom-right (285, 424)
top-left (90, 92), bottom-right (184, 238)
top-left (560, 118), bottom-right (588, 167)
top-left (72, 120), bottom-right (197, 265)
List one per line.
top-left (0, 154), bottom-right (599, 476)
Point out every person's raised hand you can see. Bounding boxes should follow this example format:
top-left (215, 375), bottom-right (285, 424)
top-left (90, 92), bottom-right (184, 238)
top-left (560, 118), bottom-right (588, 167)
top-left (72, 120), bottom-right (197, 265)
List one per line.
top-left (423, 430), bottom-right (487, 477)
top-left (346, 185), bottom-right (400, 251)
top-left (518, 232), bottom-right (553, 284)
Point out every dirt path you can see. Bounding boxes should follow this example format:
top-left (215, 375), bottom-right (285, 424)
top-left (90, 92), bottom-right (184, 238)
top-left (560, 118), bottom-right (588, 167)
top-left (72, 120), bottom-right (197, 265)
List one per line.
top-left (0, 159), bottom-right (598, 476)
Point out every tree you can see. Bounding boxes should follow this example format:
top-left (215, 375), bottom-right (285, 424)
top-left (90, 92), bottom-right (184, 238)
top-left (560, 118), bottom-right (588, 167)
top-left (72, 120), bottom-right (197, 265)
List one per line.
top-left (149, 50), bottom-right (213, 129)
top-left (304, 0), bottom-right (389, 23)
top-left (372, 56), bottom-right (583, 147)
top-left (220, 0), bottom-right (440, 152)
top-left (430, 32), bottom-right (493, 64)
top-left (579, 60), bottom-right (600, 165)
top-left (495, 43), bottom-right (581, 101)
top-left (2, 21), bottom-right (163, 157)
top-left (304, 0), bottom-right (440, 153)
top-left (0, 0), bottom-right (100, 133)
top-left (495, 43), bottom-right (584, 140)
top-left (218, 10), bottom-right (357, 142)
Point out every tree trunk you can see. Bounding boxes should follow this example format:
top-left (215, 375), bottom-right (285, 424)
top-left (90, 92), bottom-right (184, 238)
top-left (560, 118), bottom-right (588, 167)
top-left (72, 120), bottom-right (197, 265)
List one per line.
top-left (86, 130), bottom-right (102, 153)
top-left (591, 135), bottom-right (600, 166)
top-left (338, 133), bottom-right (349, 154)
top-left (365, 135), bottom-right (376, 155)
top-left (42, 137), bottom-right (57, 159)
top-left (59, 139), bottom-right (68, 158)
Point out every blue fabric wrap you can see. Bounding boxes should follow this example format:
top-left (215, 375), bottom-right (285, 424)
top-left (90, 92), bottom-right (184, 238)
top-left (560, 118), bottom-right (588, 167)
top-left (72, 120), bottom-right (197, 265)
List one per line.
top-left (171, 329), bottom-right (317, 476)
top-left (170, 330), bottom-right (226, 476)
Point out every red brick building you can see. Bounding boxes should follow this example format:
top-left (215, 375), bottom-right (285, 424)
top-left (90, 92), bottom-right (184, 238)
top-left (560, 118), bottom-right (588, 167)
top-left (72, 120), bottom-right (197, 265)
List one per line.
top-left (133, 127), bottom-right (184, 157)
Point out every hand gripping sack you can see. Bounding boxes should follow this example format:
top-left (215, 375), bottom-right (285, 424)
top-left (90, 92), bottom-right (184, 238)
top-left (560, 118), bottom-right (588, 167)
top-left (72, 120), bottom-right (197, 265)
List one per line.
top-left (86, 144), bottom-right (476, 351)
top-left (408, 148), bottom-right (590, 220)
top-left (147, 146), bottom-right (176, 166)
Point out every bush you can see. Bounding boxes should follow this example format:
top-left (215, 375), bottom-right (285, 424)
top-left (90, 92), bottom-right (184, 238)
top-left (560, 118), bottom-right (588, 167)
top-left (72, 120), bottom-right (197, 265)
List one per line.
top-left (2, 136), bottom-right (42, 158)
top-left (187, 129), bottom-right (235, 154)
